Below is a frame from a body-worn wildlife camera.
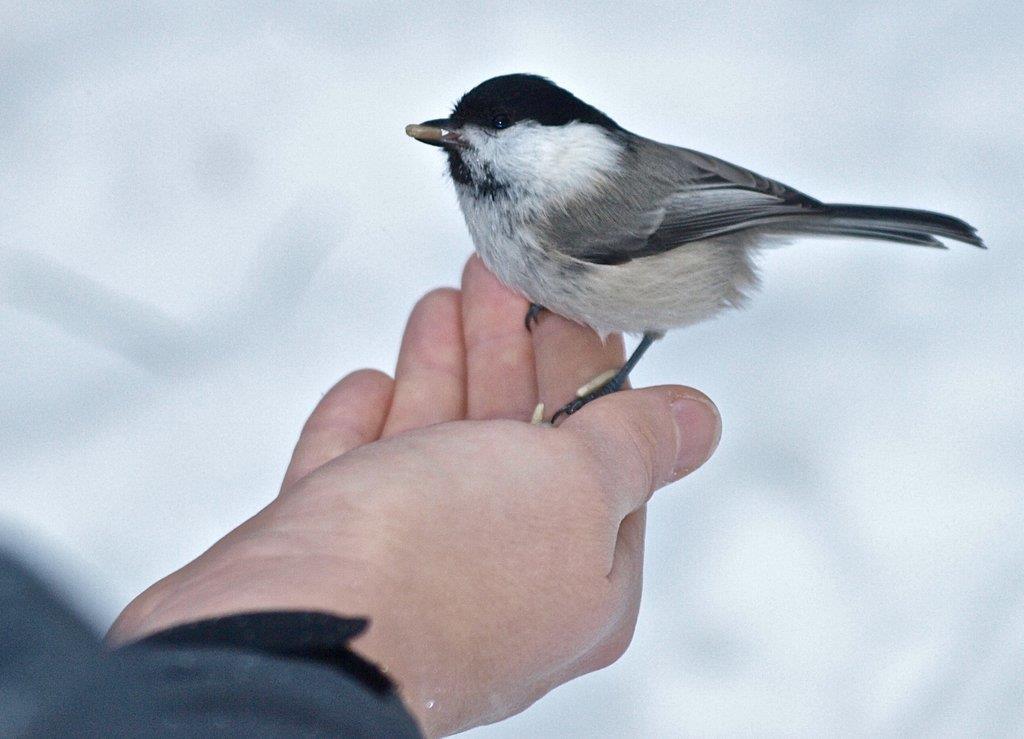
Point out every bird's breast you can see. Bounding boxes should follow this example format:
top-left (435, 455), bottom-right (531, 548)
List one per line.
top-left (457, 190), bottom-right (545, 290)
top-left (455, 188), bottom-right (613, 332)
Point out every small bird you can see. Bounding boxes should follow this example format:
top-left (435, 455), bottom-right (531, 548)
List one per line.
top-left (406, 74), bottom-right (984, 421)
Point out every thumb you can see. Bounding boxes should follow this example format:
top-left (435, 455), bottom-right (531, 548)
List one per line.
top-left (560, 386), bottom-right (721, 516)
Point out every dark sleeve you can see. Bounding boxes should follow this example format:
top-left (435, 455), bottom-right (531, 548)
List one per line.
top-left (0, 551), bottom-right (421, 737)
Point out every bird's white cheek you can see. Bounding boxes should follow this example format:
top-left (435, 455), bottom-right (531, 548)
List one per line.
top-left (486, 123), bottom-right (622, 198)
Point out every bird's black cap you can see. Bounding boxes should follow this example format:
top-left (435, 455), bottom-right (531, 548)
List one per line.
top-left (450, 74), bottom-right (620, 131)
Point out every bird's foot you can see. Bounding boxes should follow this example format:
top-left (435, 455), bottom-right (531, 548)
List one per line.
top-left (550, 369), bottom-right (625, 424)
top-left (524, 303), bottom-right (547, 332)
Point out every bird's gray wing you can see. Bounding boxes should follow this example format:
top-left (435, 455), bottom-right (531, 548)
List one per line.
top-left (545, 139), bottom-right (825, 265)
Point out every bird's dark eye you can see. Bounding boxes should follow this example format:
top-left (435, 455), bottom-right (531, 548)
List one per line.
top-left (491, 112), bottom-right (511, 130)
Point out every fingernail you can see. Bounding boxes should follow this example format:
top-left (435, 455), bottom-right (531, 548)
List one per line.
top-left (670, 395), bottom-right (722, 477)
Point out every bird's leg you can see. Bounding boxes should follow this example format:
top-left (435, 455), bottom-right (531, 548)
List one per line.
top-left (524, 303), bottom-right (547, 332)
top-left (550, 332), bottom-right (661, 423)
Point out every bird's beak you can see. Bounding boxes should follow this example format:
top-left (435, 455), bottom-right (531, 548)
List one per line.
top-left (405, 118), bottom-right (465, 148)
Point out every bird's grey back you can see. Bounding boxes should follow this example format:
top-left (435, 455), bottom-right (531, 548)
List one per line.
top-left (536, 135), bottom-right (820, 266)
top-left (537, 133), bottom-right (981, 265)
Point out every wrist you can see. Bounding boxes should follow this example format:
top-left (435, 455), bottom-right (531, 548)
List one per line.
top-left (107, 523), bottom-right (438, 732)
top-left (107, 502), bottom-right (379, 645)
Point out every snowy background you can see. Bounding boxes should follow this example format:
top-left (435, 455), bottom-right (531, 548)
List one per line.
top-left (2, 2), bottom-right (1022, 735)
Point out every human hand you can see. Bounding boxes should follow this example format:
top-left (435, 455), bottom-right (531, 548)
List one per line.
top-left (107, 256), bottom-right (721, 736)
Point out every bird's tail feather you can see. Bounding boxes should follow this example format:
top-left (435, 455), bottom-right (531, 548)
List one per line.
top-left (784, 204), bottom-right (985, 248)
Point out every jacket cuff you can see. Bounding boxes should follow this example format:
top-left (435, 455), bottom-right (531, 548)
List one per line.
top-left (131, 611), bottom-right (394, 694)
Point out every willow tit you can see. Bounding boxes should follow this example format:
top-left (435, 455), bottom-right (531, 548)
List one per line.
top-left (406, 74), bottom-right (984, 421)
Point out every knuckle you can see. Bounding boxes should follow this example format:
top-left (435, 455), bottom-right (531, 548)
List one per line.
top-left (565, 406), bottom-right (662, 510)
top-left (563, 432), bottom-right (610, 493)
top-left (615, 418), bottom-right (658, 494)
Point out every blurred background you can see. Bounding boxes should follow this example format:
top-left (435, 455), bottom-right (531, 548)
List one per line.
top-left (1, 2), bottom-right (1021, 735)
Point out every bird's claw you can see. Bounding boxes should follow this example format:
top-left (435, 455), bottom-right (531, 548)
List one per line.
top-left (524, 303), bottom-right (546, 332)
top-left (550, 373), bottom-right (625, 424)
top-left (550, 396), bottom-right (591, 424)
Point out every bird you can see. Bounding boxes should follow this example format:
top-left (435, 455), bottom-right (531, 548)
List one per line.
top-left (405, 73), bottom-right (984, 422)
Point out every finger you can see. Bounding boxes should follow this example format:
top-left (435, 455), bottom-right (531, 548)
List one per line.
top-left (561, 385), bottom-right (721, 519)
top-left (381, 288), bottom-right (466, 437)
top-left (460, 255), bottom-right (538, 420)
top-left (530, 312), bottom-right (625, 414)
top-left (281, 369), bottom-right (394, 492)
